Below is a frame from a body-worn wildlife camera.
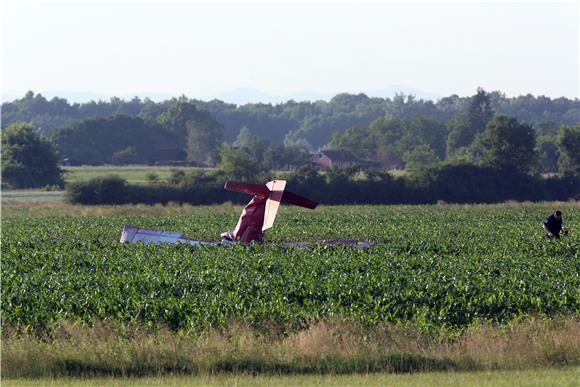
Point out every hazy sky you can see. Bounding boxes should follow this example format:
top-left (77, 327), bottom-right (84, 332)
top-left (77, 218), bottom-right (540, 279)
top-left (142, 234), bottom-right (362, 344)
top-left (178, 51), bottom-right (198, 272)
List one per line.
top-left (2, 0), bottom-right (579, 101)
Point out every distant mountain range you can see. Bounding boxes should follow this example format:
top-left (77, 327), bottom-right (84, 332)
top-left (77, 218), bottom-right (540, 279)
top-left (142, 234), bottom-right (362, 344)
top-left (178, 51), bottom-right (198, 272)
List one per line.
top-left (2, 85), bottom-right (441, 105)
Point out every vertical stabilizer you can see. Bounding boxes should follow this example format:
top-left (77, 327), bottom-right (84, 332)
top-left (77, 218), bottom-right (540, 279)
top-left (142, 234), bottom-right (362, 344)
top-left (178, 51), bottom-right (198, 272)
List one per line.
top-left (263, 180), bottom-right (286, 231)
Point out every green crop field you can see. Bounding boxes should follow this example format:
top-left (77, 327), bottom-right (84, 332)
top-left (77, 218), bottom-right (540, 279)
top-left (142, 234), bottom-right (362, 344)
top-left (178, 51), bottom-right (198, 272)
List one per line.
top-left (3, 203), bottom-right (579, 331)
top-left (2, 202), bottom-right (579, 377)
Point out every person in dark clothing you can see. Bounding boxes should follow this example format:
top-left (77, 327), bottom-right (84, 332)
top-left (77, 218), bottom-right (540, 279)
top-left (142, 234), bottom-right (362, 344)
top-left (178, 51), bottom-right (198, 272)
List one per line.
top-left (543, 210), bottom-right (567, 238)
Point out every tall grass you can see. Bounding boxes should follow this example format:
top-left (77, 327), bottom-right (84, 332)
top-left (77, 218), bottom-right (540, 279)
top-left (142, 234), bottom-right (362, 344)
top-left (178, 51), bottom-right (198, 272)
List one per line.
top-left (2, 317), bottom-right (578, 378)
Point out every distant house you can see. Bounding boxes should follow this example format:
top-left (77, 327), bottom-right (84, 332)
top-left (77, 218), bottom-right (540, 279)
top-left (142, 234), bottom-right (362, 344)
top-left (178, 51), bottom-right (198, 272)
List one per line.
top-left (147, 148), bottom-right (188, 166)
top-left (310, 150), bottom-right (359, 170)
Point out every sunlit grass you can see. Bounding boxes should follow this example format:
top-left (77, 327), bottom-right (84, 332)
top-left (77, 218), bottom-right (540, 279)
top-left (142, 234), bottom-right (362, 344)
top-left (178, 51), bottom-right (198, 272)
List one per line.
top-left (2, 318), bottom-right (579, 378)
top-left (4, 368), bottom-right (580, 387)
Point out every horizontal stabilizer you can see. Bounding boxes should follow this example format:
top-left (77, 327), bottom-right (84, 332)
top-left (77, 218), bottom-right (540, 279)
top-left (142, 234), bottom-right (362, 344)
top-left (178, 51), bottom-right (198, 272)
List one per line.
top-left (225, 180), bottom-right (318, 209)
top-left (224, 181), bottom-right (270, 198)
top-left (282, 190), bottom-right (318, 209)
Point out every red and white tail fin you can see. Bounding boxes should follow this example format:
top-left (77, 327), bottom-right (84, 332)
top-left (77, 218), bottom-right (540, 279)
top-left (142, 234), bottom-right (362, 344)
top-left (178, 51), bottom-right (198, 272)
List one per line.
top-left (224, 180), bottom-right (318, 232)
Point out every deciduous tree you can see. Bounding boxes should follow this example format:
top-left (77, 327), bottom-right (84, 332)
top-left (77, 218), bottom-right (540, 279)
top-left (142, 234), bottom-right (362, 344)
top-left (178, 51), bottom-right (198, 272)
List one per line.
top-left (158, 101), bottom-right (222, 145)
top-left (479, 115), bottom-right (536, 173)
top-left (218, 145), bottom-right (262, 181)
top-left (402, 145), bottom-right (440, 172)
top-left (1, 123), bottom-right (63, 188)
top-left (468, 87), bottom-right (494, 133)
top-left (186, 119), bottom-right (223, 166)
top-left (556, 125), bottom-right (580, 177)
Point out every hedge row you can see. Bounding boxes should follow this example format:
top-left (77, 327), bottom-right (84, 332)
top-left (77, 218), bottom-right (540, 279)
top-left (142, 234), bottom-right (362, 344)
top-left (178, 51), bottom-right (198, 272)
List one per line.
top-left (65, 165), bottom-right (580, 206)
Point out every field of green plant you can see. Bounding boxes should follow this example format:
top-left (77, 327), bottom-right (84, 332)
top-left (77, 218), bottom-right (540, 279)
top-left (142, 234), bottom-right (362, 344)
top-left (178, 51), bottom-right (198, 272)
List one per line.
top-left (2, 203), bottom-right (578, 333)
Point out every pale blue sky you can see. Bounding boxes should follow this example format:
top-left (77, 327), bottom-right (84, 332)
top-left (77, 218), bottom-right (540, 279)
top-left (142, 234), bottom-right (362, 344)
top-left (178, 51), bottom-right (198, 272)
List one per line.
top-left (2, 0), bottom-right (578, 102)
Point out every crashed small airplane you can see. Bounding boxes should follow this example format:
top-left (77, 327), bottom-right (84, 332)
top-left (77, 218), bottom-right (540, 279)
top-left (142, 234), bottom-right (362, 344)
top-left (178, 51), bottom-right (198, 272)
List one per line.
top-left (120, 180), bottom-right (373, 248)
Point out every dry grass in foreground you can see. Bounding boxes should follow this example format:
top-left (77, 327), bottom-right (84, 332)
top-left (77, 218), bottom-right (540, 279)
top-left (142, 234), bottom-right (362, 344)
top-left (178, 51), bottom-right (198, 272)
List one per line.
top-left (2, 317), bottom-right (578, 378)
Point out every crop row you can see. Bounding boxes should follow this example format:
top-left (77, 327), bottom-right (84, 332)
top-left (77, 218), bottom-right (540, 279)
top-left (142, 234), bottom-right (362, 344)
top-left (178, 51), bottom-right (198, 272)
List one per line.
top-left (2, 205), bottom-right (578, 332)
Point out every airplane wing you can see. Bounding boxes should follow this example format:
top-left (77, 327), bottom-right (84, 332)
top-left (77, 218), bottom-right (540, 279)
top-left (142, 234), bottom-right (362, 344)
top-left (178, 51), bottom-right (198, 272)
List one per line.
top-left (120, 225), bottom-right (219, 246)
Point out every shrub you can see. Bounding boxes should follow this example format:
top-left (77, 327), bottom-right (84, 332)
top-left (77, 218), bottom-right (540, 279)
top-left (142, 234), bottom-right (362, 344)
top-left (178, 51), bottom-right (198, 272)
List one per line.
top-left (65, 175), bottom-right (129, 205)
top-left (410, 163), bottom-right (547, 203)
top-left (1, 123), bottom-right (64, 188)
top-left (65, 166), bottom-right (580, 205)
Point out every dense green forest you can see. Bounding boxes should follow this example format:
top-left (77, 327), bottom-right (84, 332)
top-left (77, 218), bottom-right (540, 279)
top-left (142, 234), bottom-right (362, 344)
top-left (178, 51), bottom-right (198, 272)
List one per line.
top-left (1, 89), bottom-right (579, 175)
top-left (3, 90), bottom-right (579, 142)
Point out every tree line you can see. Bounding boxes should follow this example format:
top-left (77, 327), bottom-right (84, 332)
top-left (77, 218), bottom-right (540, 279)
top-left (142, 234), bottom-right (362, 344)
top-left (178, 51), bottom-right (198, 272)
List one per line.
top-left (1, 89), bottom-right (579, 196)
top-left (329, 89), bottom-right (579, 175)
top-left (3, 89), bottom-right (579, 148)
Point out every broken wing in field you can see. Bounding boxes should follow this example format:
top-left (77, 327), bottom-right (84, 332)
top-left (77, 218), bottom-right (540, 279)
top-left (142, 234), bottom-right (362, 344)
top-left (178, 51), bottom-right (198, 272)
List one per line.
top-left (120, 224), bottom-right (219, 246)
